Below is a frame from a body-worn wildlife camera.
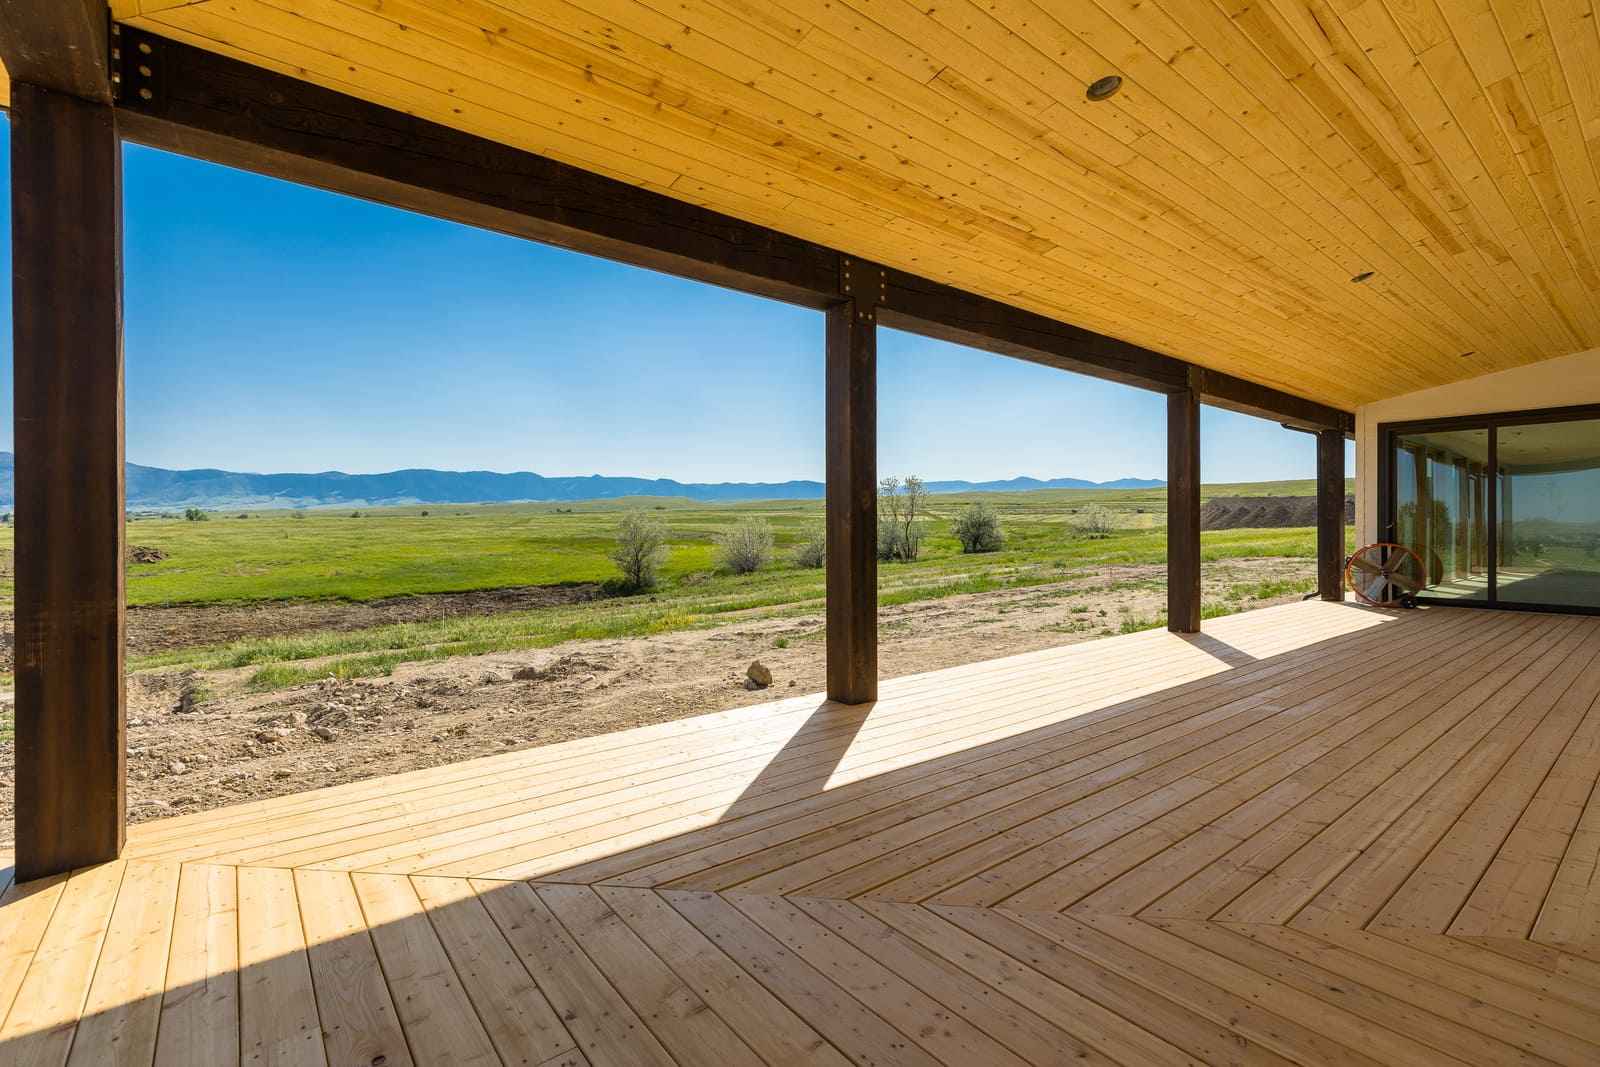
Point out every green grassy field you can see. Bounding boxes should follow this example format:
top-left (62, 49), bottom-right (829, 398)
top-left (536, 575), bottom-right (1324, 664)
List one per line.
top-left (0, 480), bottom-right (1354, 736)
top-left (19, 478), bottom-right (1342, 692)
top-left (9, 478), bottom-right (1342, 608)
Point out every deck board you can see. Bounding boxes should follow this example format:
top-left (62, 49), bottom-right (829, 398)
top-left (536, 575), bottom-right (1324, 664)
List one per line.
top-left (4, 600), bottom-right (1599, 1064)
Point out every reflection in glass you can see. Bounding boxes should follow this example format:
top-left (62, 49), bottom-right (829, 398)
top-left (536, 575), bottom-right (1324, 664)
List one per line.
top-left (1495, 419), bottom-right (1600, 607)
top-left (1393, 428), bottom-right (1490, 601)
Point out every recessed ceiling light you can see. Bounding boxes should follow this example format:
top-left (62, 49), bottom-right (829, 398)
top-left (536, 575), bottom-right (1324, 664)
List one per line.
top-left (1351, 270), bottom-right (1375, 283)
top-left (1086, 75), bottom-right (1123, 102)
top-left (1461, 350), bottom-right (1476, 358)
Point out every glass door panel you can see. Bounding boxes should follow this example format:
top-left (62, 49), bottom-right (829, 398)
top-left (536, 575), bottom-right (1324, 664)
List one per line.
top-left (1495, 418), bottom-right (1600, 607)
top-left (1393, 428), bottom-right (1490, 601)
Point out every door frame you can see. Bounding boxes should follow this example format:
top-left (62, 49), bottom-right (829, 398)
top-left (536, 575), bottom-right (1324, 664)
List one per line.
top-left (1378, 402), bottom-right (1600, 616)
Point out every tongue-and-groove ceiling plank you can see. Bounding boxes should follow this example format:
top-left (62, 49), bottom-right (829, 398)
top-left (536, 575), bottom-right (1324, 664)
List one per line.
top-left (109, 0), bottom-right (1600, 407)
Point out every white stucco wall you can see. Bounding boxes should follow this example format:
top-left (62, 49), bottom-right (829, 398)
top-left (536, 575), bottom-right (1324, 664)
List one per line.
top-left (1354, 348), bottom-right (1600, 544)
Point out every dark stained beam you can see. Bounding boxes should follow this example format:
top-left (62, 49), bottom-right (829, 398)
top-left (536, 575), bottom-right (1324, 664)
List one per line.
top-left (0, 0), bottom-right (112, 103)
top-left (11, 82), bottom-right (126, 881)
top-left (111, 25), bottom-right (1355, 434)
top-left (111, 25), bottom-right (839, 310)
top-left (878, 269), bottom-right (1189, 392)
top-left (825, 260), bottom-right (879, 705)
top-left (1167, 388), bottom-right (1202, 633)
top-left (1187, 367), bottom-right (1354, 435)
top-left (1317, 429), bottom-right (1347, 602)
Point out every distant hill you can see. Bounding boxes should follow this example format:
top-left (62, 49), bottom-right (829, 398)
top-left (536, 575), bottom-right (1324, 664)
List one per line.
top-left (0, 453), bottom-right (1163, 510)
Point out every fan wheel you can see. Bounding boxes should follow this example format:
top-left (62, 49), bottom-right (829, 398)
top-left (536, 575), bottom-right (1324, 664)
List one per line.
top-left (1345, 542), bottom-right (1426, 607)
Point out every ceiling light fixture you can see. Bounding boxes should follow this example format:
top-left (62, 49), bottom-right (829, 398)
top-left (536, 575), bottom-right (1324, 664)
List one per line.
top-left (1461, 350), bottom-right (1477, 358)
top-left (1351, 270), bottom-right (1375, 283)
top-left (1086, 75), bottom-right (1122, 102)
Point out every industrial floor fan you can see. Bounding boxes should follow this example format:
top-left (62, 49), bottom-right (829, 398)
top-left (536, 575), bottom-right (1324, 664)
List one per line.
top-left (1345, 542), bottom-right (1425, 607)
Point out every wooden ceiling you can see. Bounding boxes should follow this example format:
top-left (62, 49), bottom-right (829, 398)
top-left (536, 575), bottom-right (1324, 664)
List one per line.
top-left (91, 1), bottom-right (1600, 407)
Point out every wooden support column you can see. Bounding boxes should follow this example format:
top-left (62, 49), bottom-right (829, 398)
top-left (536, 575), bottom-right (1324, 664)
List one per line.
top-left (825, 260), bottom-right (880, 704)
top-left (1167, 386), bottom-right (1201, 633)
top-left (11, 82), bottom-right (127, 881)
top-left (1316, 429), bottom-right (1346, 602)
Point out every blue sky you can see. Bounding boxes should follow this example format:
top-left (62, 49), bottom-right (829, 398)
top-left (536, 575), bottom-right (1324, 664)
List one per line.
top-left (0, 116), bottom-right (1351, 484)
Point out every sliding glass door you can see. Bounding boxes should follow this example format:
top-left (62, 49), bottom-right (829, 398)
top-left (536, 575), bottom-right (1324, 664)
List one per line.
top-left (1494, 417), bottom-right (1600, 607)
top-left (1383, 406), bottom-right (1600, 613)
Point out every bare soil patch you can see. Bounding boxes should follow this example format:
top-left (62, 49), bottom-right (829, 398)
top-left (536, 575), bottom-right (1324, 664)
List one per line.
top-left (0, 558), bottom-right (1313, 838)
top-left (0, 583), bottom-right (602, 671)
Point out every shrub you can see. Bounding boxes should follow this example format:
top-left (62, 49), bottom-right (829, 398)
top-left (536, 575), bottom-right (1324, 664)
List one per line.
top-left (1075, 503), bottom-right (1115, 536)
top-left (183, 507), bottom-right (209, 522)
top-left (717, 517), bottom-right (774, 574)
top-left (877, 522), bottom-right (912, 562)
top-left (611, 511), bottom-right (669, 591)
top-left (952, 503), bottom-right (1004, 553)
top-left (792, 526), bottom-right (826, 569)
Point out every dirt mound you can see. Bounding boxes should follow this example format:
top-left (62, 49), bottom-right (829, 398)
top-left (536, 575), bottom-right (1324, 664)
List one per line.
top-left (1201, 495), bottom-right (1354, 531)
top-left (129, 545), bottom-right (169, 563)
top-left (512, 654), bottom-right (613, 682)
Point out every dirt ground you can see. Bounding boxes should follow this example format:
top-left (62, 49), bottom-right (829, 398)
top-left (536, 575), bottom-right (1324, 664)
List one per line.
top-left (0, 557), bottom-right (1314, 839)
top-left (0, 582), bottom-right (603, 671)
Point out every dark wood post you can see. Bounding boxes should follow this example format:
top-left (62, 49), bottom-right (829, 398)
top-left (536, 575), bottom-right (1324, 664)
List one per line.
top-left (11, 82), bottom-right (127, 881)
top-left (825, 260), bottom-right (879, 704)
top-left (1316, 429), bottom-right (1346, 601)
top-left (1167, 386), bottom-right (1201, 633)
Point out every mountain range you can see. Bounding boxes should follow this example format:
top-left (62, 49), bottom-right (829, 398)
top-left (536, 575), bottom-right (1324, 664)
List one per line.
top-left (0, 453), bottom-right (1163, 510)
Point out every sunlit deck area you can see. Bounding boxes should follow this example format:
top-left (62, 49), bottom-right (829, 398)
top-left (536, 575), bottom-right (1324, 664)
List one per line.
top-left (2, 598), bottom-right (1597, 1065)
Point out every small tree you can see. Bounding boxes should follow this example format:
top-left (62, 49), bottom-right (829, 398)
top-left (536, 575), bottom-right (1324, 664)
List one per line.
top-left (792, 525), bottom-right (826, 568)
top-left (717, 517), bottom-right (773, 575)
top-left (611, 511), bottom-right (668, 591)
top-left (877, 474), bottom-right (927, 562)
top-left (952, 502), bottom-right (1004, 553)
top-left (183, 507), bottom-right (209, 522)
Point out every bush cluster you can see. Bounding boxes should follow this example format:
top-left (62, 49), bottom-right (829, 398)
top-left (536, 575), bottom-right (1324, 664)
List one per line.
top-left (717, 518), bottom-right (774, 574)
top-left (1075, 503), bottom-right (1115, 536)
top-left (792, 526), bottom-right (826, 569)
top-left (952, 503), bottom-right (1004, 553)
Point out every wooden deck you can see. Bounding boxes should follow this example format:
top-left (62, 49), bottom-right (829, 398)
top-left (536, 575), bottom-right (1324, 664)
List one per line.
top-left (3, 598), bottom-right (1599, 1065)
